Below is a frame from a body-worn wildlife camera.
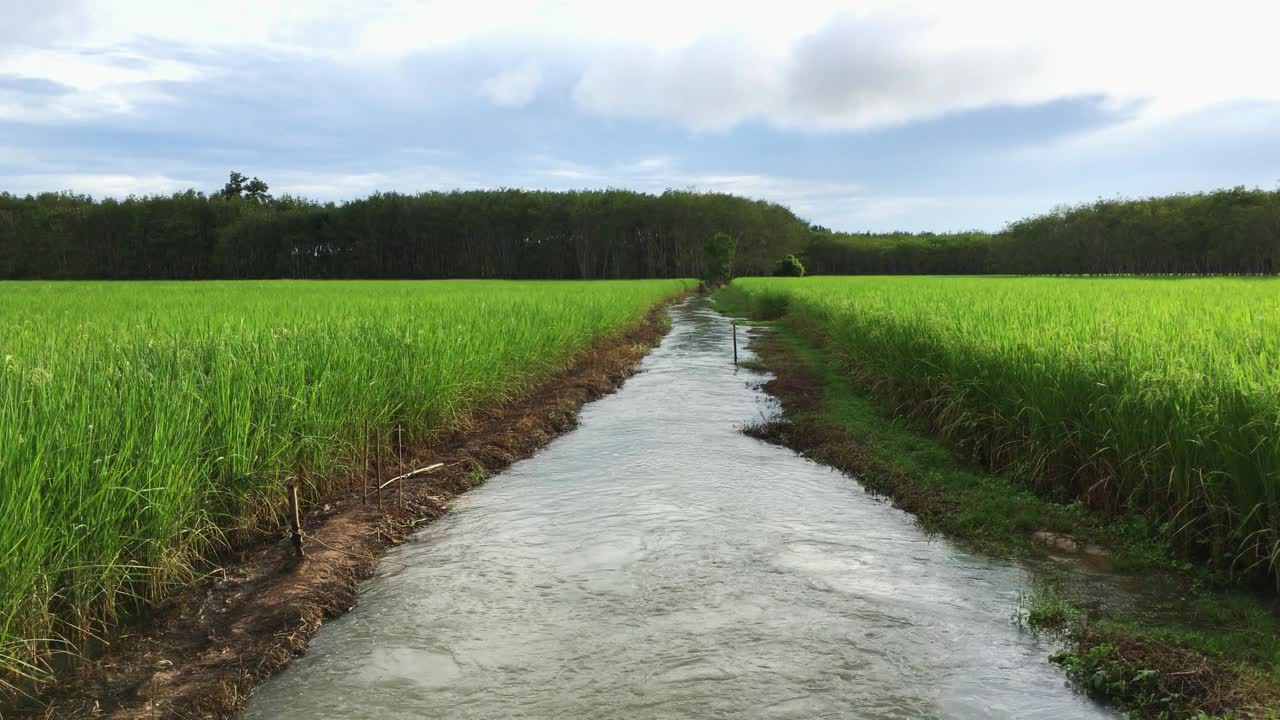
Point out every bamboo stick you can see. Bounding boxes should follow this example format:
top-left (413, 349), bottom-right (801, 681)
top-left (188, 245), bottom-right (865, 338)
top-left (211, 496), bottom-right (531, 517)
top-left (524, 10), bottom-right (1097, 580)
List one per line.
top-left (286, 482), bottom-right (304, 559)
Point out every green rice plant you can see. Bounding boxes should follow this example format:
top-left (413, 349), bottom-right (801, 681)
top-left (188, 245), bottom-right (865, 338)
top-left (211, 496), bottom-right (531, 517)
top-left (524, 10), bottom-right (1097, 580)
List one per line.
top-left (0, 279), bottom-right (689, 688)
top-left (732, 276), bottom-right (1280, 587)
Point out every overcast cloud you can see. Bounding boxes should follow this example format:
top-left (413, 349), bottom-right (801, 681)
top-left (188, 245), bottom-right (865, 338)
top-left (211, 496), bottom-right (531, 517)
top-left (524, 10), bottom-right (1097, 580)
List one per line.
top-left (1, 0), bottom-right (1278, 230)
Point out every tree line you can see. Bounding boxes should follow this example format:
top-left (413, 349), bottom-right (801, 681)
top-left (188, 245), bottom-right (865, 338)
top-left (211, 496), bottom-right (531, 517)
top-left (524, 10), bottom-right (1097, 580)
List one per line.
top-left (804, 187), bottom-right (1280, 276)
top-left (0, 183), bottom-right (811, 280)
top-left (3, 180), bottom-right (1277, 279)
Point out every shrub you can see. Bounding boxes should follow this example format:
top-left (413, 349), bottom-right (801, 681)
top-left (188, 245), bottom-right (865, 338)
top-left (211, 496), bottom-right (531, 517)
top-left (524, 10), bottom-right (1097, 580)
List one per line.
top-left (772, 254), bottom-right (805, 277)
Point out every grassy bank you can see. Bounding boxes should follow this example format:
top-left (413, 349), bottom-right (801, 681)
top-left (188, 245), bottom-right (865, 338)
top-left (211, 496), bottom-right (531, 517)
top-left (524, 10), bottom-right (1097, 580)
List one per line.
top-left (1024, 587), bottom-right (1280, 719)
top-left (0, 279), bottom-right (690, 689)
top-left (716, 279), bottom-right (1280, 717)
top-left (724, 276), bottom-right (1280, 588)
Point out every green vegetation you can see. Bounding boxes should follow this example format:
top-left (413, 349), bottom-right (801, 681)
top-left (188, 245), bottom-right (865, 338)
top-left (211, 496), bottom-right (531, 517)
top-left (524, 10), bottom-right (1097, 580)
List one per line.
top-left (726, 277), bottom-right (1280, 588)
top-left (772, 254), bottom-right (805, 277)
top-left (719, 285), bottom-right (1280, 717)
top-left (1014, 584), bottom-right (1081, 633)
top-left (805, 187), bottom-right (1280, 275)
top-left (1020, 588), bottom-right (1280, 719)
top-left (0, 179), bottom-right (809, 280)
top-left (0, 279), bottom-right (689, 688)
top-left (701, 232), bottom-right (737, 287)
top-left (717, 302), bottom-right (1168, 565)
top-left (806, 229), bottom-right (994, 274)
top-left (4, 180), bottom-right (1279, 281)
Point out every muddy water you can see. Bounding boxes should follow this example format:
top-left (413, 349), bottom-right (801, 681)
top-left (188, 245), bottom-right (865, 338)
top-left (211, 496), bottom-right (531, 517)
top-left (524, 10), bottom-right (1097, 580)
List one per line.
top-left (244, 299), bottom-right (1113, 719)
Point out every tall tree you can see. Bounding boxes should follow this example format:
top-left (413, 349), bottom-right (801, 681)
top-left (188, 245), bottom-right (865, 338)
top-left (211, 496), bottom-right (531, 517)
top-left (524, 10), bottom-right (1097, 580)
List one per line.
top-left (702, 232), bottom-right (737, 286)
top-left (220, 171), bottom-right (247, 200)
top-left (244, 177), bottom-right (271, 203)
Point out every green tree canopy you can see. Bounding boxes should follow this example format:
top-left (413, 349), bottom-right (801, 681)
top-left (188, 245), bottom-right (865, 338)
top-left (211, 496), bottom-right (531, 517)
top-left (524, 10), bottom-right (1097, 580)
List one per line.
top-left (702, 232), bottom-right (737, 287)
top-left (0, 185), bottom-right (810, 280)
top-left (220, 171), bottom-right (247, 199)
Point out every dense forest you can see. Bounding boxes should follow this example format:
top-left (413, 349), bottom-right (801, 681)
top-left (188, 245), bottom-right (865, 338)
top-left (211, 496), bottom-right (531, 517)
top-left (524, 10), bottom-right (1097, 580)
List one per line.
top-left (807, 187), bottom-right (1280, 275)
top-left (1, 179), bottom-right (1277, 279)
top-left (0, 181), bottom-right (811, 280)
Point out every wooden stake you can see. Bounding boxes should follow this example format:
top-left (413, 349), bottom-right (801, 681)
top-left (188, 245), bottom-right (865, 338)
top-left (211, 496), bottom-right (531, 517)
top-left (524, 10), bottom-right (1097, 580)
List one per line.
top-left (733, 321), bottom-right (738, 366)
top-left (375, 427), bottom-right (383, 511)
top-left (362, 419), bottom-right (369, 506)
top-left (397, 423), bottom-right (404, 508)
top-left (286, 482), bottom-right (304, 560)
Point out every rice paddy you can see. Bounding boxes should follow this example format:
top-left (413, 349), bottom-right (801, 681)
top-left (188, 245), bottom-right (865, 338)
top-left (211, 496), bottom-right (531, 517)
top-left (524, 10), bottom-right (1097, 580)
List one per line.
top-left (729, 276), bottom-right (1280, 586)
top-left (0, 279), bottom-right (689, 686)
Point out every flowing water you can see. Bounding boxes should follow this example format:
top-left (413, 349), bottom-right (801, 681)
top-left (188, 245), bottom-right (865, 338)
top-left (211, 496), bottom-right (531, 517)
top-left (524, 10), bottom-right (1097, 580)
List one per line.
top-left (244, 299), bottom-right (1114, 719)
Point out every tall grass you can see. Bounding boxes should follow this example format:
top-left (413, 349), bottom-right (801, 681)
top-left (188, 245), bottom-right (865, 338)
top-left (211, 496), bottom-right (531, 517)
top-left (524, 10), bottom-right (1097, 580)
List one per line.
top-left (0, 279), bottom-right (689, 687)
top-left (731, 276), bottom-right (1280, 586)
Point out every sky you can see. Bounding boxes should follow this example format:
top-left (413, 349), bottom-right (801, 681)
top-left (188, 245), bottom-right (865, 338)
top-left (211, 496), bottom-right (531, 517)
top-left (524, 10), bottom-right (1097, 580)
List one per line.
top-left (1, 0), bottom-right (1279, 232)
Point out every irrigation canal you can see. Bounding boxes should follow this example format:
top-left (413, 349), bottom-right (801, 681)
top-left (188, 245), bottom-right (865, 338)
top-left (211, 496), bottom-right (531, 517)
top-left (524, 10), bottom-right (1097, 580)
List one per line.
top-left (243, 298), bottom-right (1114, 719)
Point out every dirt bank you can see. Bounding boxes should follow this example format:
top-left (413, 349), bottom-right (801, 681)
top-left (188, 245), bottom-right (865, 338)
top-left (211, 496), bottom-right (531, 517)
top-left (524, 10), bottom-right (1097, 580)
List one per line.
top-left (739, 331), bottom-right (963, 531)
top-left (5, 303), bottom-right (676, 720)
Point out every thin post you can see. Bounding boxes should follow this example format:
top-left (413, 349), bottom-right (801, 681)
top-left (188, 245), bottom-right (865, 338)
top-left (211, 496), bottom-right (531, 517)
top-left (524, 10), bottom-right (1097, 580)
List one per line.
top-left (376, 427), bottom-right (383, 511)
top-left (397, 423), bottom-right (404, 508)
top-left (362, 419), bottom-right (369, 506)
top-left (732, 321), bottom-right (738, 366)
top-left (286, 482), bottom-right (304, 560)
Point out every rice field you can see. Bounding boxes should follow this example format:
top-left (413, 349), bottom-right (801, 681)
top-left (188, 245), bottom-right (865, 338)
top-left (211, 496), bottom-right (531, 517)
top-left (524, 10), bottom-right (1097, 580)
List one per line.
top-left (0, 279), bottom-right (689, 685)
top-left (730, 276), bottom-right (1280, 585)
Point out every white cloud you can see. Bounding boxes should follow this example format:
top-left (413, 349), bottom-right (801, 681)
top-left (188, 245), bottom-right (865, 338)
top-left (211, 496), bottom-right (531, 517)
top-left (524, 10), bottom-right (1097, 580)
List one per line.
top-left (0, 48), bottom-right (199, 91)
top-left (1009, 103), bottom-right (1280, 168)
top-left (574, 1), bottom-right (1280, 130)
top-left (0, 47), bottom-right (203, 122)
top-left (480, 62), bottom-right (543, 108)
top-left (2, 173), bottom-right (198, 197)
top-left (620, 156), bottom-right (673, 173)
top-left (1, 0), bottom-right (1277, 234)
top-left (3, 0), bottom-right (1277, 130)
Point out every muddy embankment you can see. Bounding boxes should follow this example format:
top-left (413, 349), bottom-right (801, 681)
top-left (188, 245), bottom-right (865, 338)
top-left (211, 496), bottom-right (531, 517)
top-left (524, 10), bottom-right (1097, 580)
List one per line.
top-left (5, 302), bottom-right (677, 720)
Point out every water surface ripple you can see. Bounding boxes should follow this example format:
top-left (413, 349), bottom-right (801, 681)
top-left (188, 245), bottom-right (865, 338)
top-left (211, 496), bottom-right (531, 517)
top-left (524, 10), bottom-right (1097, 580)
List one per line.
top-left (244, 299), bottom-right (1112, 720)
